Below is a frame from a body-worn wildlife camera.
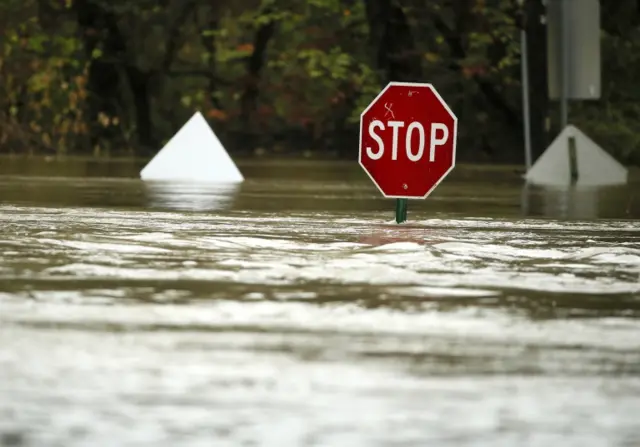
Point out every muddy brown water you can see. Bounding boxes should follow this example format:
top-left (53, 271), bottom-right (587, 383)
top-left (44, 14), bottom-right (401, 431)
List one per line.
top-left (0, 159), bottom-right (639, 446)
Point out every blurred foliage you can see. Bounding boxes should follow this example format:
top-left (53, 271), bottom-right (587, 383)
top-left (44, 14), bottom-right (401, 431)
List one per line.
top-left (0, 0), bottom-right (639, 165)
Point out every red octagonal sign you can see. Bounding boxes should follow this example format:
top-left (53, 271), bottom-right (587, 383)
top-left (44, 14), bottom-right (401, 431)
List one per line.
top-left (359, 82), bottom-right (458, 198)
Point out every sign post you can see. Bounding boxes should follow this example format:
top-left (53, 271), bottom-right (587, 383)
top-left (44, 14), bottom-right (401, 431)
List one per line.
top-left (359, 82), bottom-right (458, 223)
top-left (395, 198), bottom-right (408, 224)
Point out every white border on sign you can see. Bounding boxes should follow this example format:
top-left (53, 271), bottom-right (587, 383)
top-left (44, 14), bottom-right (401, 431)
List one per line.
top-left (358, 81), bottom-right (458, 199)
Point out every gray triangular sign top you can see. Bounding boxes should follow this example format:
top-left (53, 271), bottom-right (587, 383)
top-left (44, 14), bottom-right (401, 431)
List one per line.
top-left (525, 125), bottom-right (627, 186)
top-left (140, 111), bottom-right (244, 183)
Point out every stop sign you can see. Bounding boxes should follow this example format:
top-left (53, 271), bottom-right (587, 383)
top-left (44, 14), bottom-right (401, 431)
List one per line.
top-left (359, 82), bottom-right (458, 198)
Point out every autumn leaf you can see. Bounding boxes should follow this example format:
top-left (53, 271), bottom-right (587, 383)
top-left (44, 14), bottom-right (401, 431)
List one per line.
top-left (207, 108), bottom-right (228, 121)
top-left (236, 43), bottom-right (254, 53)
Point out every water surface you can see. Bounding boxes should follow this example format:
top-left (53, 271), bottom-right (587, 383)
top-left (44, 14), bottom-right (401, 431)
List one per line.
top-left (0, 160), bottom-right (639, 446)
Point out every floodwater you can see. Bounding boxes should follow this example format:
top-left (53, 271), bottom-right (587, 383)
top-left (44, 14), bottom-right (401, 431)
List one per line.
top-left (0, 159), bottom-right (639, 446)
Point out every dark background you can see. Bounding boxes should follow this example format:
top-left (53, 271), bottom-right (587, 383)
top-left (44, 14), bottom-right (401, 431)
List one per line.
top-left (1, 0), bottom-right (639, 166)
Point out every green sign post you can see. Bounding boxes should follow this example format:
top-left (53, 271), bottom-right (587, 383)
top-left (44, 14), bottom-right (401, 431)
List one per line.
top-left (395, 198), bottom-right (408, 224)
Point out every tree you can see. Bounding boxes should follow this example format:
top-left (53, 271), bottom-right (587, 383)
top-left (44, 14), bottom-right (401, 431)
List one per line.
top-left (0, 0), bottom-right (638, 165)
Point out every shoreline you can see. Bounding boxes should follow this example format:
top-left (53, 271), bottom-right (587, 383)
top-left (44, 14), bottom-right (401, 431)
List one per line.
top-left (1, 154), bottom-right (638, 183)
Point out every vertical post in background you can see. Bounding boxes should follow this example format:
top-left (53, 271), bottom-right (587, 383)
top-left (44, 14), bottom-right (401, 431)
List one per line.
top-left (520, 12), bottom-right (533, 171)
top-left (560, 0), bottom-right (570, 128)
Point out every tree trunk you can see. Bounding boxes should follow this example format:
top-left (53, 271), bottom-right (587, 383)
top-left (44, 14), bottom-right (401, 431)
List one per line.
top-left (125, 66), bottom-right (156, 153)
top-left (238, 9), bottom-right (276, 150)
top-left (200, 14), bottom-right (221, 109)
top-left (74, 0), bottom-right (124, 153)
top-left (75, 0), bottom-right (161, 154)
top-left (240, 16), bottom-right (276, 127)
top-left (363, 0), bottom-right (422, 82)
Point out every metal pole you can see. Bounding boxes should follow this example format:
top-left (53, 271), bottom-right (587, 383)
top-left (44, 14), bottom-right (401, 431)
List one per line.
top-left (521, 27), bottom-right (533, 171)
top-left (560, 0), bottom-right (570, 128)
top-left (395, 199), bottom-right (407, 224)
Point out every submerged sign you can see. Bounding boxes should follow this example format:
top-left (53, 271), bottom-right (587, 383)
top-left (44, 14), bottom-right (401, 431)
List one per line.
top-left (358, 82), bottom-right (458, 199)
top-left (525, 125), bottom-right (627, 186)
top-left (140, 111), bottom-right (243, 183)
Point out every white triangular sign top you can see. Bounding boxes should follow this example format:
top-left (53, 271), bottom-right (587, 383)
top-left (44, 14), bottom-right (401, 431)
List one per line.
top-left (140, 111), bottom-right (244, 183)
top-left (525, 125), bottom-right (627, 186)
